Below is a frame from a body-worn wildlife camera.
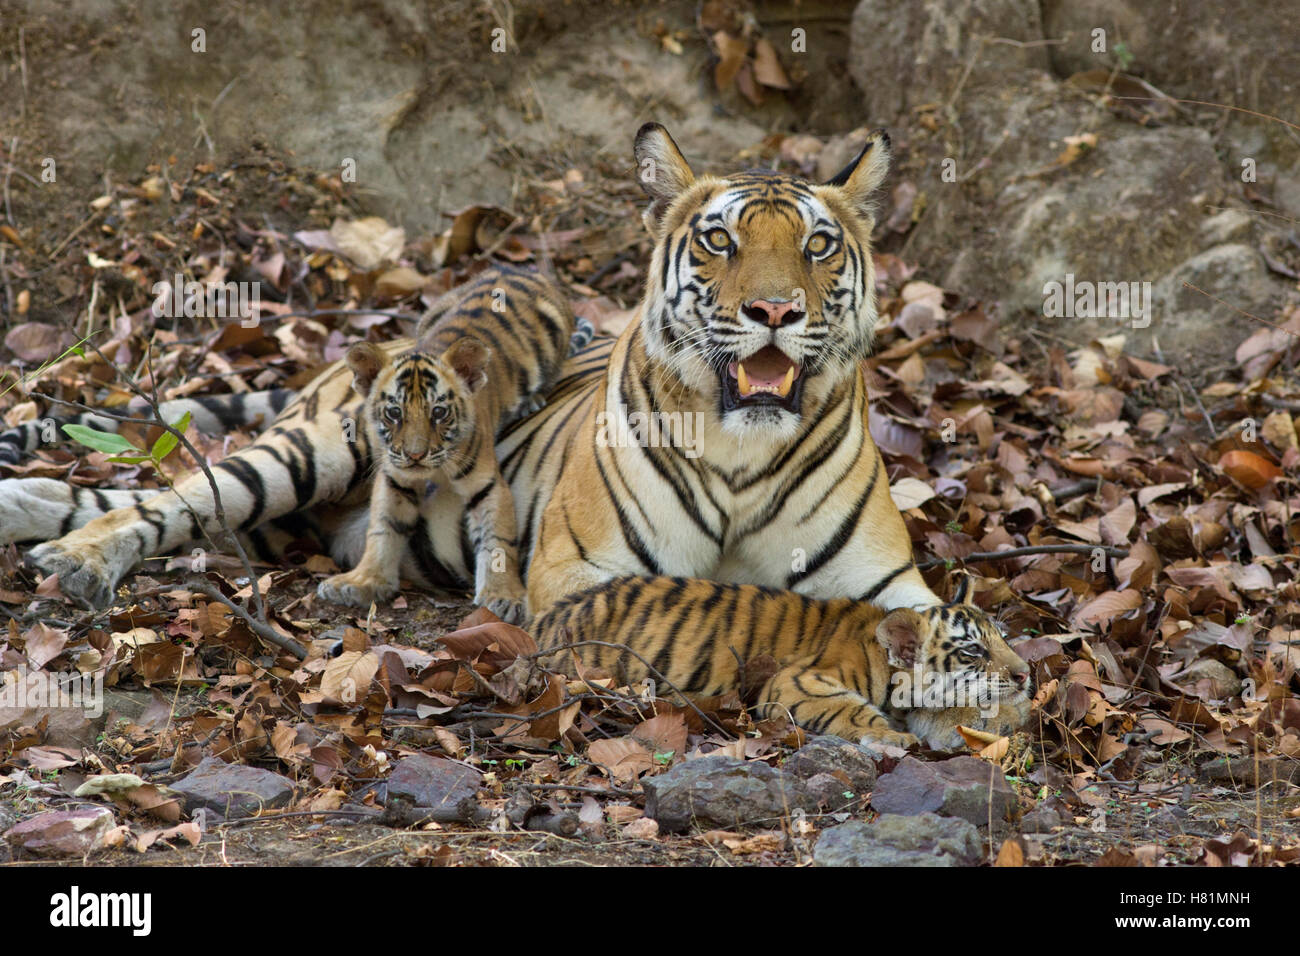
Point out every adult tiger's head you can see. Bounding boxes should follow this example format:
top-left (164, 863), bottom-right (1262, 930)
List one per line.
top-left (345, 337), bottom-right (490, 475)
top-left (876, 575), bottom-right (1032, 723)
top-left (633, 122), bottom-right (891, 440)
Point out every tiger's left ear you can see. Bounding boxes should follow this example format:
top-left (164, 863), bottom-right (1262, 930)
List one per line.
top-left (633, 122), bottom-right (696, 231)
top-left (823, 129), bottom-right (891, 215)
top-left (877, 608), bottom-right (925, 669)
top-left (441, 336), bottom-right (491, 393)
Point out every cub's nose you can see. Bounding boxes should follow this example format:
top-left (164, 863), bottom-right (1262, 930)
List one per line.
top-left (406, 450), bottom-right (427, 462)
top-left (741, 299), bottom-right (805, 328)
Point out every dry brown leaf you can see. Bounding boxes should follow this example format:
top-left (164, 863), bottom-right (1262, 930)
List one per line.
top-left (320, 650), bottom-right (379, 705)
top-left (1218, 450), bottom-right (1282, 489)
top-left (995, 838), bottom-right (1025, 867)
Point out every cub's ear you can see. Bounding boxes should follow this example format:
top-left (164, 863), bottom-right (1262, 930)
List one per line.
top-left (633, 122), bottom-right (696, 230)
top-left (824, 129), bottom-right (891, 216)
top-left (951, 572), bottom-right (975, 606)
top-left (876, 607), bottom-right (925, 669)
top-left (442, 336), bottom-right (491, 393)
top-left (345, 342), bottom-right (391, 398)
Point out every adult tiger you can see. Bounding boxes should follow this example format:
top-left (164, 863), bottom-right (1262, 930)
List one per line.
top-left (0, 124), bottom-right (939, 622)
top-left (524, 124), bottom-right (940, 616)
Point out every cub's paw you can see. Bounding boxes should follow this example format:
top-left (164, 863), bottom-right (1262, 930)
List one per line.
top-left (905, 695), bottom-right (1033, 750)
top-left (860, 728), bottom-right (919, 750)
top-left (483, 595), bottom-right (528, 626)
top-left (27, 540), bottom-right (117, 609)
top-left (317, 571), bottom-right (398, 607)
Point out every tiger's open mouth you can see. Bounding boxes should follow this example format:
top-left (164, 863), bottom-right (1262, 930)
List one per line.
top-left (720, 345), bottom-right (804, 414)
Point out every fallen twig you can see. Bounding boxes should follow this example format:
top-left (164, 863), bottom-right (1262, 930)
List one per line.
top-left (917, 543), bottom-right (1128, 570)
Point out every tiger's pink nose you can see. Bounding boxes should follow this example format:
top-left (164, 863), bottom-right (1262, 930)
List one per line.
top-left (742, 299), bottom-right (804, 327)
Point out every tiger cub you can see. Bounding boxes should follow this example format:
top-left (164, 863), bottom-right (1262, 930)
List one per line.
top-left (317, 266), bottom-right (582, 624)
top-left (532, 575), bottom-right (1032, 749)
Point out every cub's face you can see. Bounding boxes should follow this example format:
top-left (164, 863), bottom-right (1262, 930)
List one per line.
top-left (633, 123), bottom-right (891, 440)
top-left (876, 591), bottom-right (1032, 730)
top-left (345, 338), bottom-right (489, 476)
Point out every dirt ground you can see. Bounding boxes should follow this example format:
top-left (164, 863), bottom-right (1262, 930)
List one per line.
top-left (2, 1), bottom-right (1299, 868)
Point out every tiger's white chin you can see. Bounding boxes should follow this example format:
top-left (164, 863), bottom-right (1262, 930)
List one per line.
top-left (720, 406), bottom-right (802, 443)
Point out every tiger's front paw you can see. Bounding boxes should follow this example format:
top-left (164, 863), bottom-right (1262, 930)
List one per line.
top-left (27, 540), bottom-right (119, 609)
top-left (484, 596), bottom-right (528, 626)
top-left (479, 579), bottom-right (528, 626)
top-left (317, 570), bottom-right (398, 607)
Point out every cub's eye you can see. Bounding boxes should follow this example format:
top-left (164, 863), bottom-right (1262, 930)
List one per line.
top-left (383, 404), bottom-right (402, 423)
top-left (431, 405), bottom-right (449, 423)
top-left (702, 228), bottom-right (733, 252)
top-left (806, 232), bottom-right (834, 257)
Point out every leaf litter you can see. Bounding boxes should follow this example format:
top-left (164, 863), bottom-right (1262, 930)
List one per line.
top-left (0, 134), bottom-right (1298, 868)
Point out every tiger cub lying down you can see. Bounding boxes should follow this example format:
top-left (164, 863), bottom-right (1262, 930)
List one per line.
top-left (317, 266), bottom-right (582, 624)
top-left (532, 574), bottom-right (1032, 749)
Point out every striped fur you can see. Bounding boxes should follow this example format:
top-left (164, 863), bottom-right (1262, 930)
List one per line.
top-left (534, 575), bottom-right (1032, 749)
top-left (317, 266), bottom-right (578, 622)
top-left (525, 123), bottom-right (941, 617)
top-left (2, 124), bottom-right (944, 646)
top-left (0, 391), bottom-right (293, 466)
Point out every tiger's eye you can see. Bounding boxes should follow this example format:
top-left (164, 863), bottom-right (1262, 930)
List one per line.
top-left (383, 404), bottom-right (402, 422)
top-left (705, 228), bottom-right (732, 251)
top-left (807, 233), bottom-right (830, 255)
top-left (431, 405), bottom-right (449, 422)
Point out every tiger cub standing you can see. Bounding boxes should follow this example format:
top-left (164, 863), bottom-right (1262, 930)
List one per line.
top-left (532, 574), bottom-right (1032, 749)
top-left (317, 266), bottom-right (583, 623)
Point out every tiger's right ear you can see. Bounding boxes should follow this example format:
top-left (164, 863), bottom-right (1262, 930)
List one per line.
top-left (952, 572), bottom-right (973, 606)
top-left (633, 123), bottom-right (696, 230)
top-left (876, 608), bottom-right (925, 669)
top-left (345, 342), bottom-right (391, 398)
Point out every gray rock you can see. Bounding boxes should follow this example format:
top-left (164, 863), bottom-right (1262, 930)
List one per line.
top-left (0, 704), bottom-right (95, 749)
top-left (845, 0), bottom-right (1299, 371)
top-left (782, 735), bottom-right (879, 794)
top-left (1019, 805), bottom-right (1065, 833)
top-left (872, 756), bottom-right (1018, 826)
top-left (643, 755), bottom-right (816, 834)
top-left (1040, 0), bottom-right (1154, 79)
top-left (849, 0), bottom-right (1048, 122)
top-left (386, 753), bottom-right (481, 810)
top-left (3, 806), bottom-right (116, 857)
top-left (814, 813), bottom-right (982, 867)
top-left (1151, 245), bottom-right (1282, 355)
top-left (172, 756), bottom-right (295, 820)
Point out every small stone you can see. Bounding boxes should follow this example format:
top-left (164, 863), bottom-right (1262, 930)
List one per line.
top-left (871, 755), bottom-right (1017, 826)
top-left (643, 755), bottom-right (816, 833)
top-left (622, 817), bottom-right (659, 840)
top-left (4, 806), bottom-right (116, 858)
top-left (172, 756), bottom-right (295, 820)
top-left (803, 772), bottom-right (857, 809)
top-left (1019, 806), bottom-right (1064, 833)
top-left (814, 812), bottom-right (982, 866)
top-left (782, 735), bottom-right (878, 793)
top-left (386, 753), bottom-right (481, 809)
